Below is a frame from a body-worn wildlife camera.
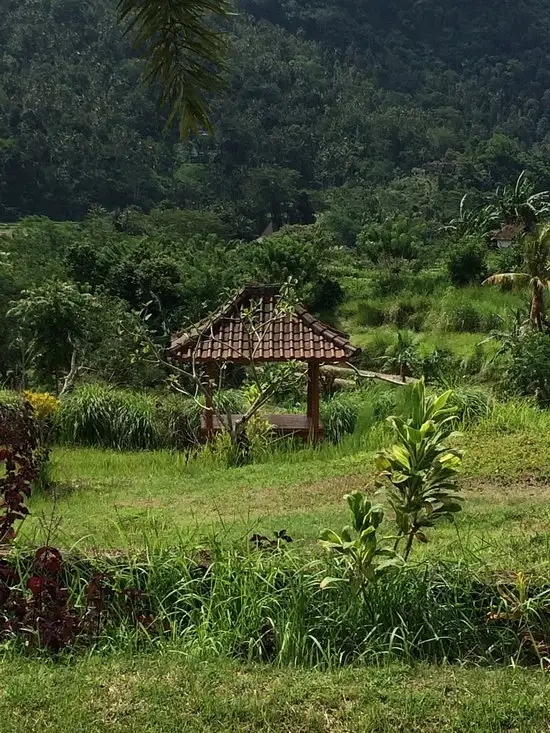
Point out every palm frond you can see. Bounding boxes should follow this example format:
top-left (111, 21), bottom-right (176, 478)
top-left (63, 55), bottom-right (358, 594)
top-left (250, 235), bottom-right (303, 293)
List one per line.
top-left (118, 0), bottom-right (233, 136)
top-left (483, 273), bottom-right (530, 288)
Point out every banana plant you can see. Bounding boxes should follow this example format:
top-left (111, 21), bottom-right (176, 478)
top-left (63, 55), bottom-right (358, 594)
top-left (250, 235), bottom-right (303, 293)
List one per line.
top-left (375, 379), bottom-right (463, 560)
top-left (319, 492), bottom-right (401, 590)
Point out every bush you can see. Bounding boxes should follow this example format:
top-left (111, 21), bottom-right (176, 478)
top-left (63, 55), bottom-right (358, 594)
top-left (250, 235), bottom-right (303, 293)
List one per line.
top-left (55, 385), bottom-right (160, 450)
top-left (448, 240), bottom-right (488, 286)
top-left (321, 394), bottom-right (361, 443)
top-left (357, 329), bottom-right (396, 369)
top-left (2, 544), bottom-right (547, 665)
top-left (448, 386), bottom-right (494, 424)
top-left (357, 302), bottom-right (385, 327)
top-left (417, 348), bottom-right (462, 383)
top-left (443, 303), bottom-right (483, 332)
top-left (505, 331), bottom-right (550, 406)
top-left (0, 398), bottom-right (38, 543)
top-left (55, 385), bottom-right (247, 451)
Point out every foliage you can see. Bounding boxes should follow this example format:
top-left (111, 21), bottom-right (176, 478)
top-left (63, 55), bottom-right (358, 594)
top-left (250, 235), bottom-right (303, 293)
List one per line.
top-left (117, 0), bottom-right (231, 136)
top-left (7, 281), bottom-right (106, 391)
top-left (22, 391), bottom-right (60, 422)
top-left (448, 239), bottom-right (488, 287)
top-left (505, 330), bottom-right (550, 406)
top-left (375, 379), bottom-right (463, 560)
top-left (319, 492), bottom-right (400, 590)
top-left (380, 331), bottom-right (419, 377)
top-left (321, 393), bottom-right (362, 443)
top-left (484, 223), bottom-right (550, 330)
top-left (357, 217), bottom-right (427, 263)
top-left (0, 399), bottom-right (38, 544)
top-left (4, 1), bottom-right (550, 223)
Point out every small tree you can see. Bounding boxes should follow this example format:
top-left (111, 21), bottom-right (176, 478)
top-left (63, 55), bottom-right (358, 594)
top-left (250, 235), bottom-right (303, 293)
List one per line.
top-left (448, 239), bottom-right (488, 286)
top-left (7, 281), bottom-right (126, 395)
top-left (375, 379), bottom-right (463, 560)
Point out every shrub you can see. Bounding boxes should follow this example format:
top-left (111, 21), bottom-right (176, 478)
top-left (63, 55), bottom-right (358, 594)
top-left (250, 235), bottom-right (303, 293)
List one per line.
top-left (55, 385), bottom-right (247, 451)
top-left (55, 385), bottom-right (159, 450)
top-left (357, 302), bottom-right (385, 327)
top-left (448, 386), bottom-right (494, 425)
top-left (357, 329), bottom-right (396, 369)
top-left (442, 303), bottom-right (482, 332)
top-left (0, 398), bottom-right (38, 544)
top-left (505, 330), bottom-right (550, 406)
top-left (319, 493), bottom-right (400, 590)
top-left (375, 379), bottom-right (463, 560)
top-left (448, 240), bottom-right (488, 286)
top-left (321, 394), bottom-right (361, 443)
top-left (417, 348), bottom-right (462, 383)
top-left (386, 298), bottom-right (429, 331)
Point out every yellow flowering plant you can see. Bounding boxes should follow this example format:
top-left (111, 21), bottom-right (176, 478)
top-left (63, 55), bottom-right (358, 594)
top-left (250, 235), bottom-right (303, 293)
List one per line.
top-left (23, 391), bottom-right (60, 421)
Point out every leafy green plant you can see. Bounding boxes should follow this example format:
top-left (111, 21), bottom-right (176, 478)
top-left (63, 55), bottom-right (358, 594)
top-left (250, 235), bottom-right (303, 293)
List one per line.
top-left (380, 331), bottom-right (419, 378)
top-left (375, 379), bottom-right (464, 560)
top-left (448, 239), bottom-right (488, 286)
top-left (319, 492), bottom-right (400, 590)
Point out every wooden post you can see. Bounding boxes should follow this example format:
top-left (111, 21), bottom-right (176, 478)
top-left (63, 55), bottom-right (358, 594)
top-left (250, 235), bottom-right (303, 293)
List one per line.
top-left (204, 363), bottom-right (215, 436)
top-left (307, 361), bottom-right (321, 441)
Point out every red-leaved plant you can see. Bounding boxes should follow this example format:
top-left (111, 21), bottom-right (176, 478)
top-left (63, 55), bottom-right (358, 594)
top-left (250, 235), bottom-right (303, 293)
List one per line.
top-left (0, 400), bottom-right (38, 545)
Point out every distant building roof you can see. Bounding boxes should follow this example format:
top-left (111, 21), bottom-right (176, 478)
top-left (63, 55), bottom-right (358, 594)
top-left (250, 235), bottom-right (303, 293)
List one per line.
top-left (169, 284), bottom-right (360, 364)
top-left (491, 223), bottom-right (524, 244)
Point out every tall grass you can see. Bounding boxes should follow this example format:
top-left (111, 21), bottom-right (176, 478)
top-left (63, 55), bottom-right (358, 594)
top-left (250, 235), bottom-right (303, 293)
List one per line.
top-left (5, 542), bottom-right (547, 667)
top-left (54, 384), bottom-right (246, 451)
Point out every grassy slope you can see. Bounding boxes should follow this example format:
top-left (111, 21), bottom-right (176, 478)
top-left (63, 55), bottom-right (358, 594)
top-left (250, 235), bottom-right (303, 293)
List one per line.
top-left (2, 656), bottom-right (550, 733)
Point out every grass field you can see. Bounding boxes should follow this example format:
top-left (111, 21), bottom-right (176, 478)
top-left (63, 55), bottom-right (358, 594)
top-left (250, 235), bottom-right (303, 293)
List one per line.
top-left (2, 656), bottom-right (550, 733)
top-left (19, 400), bottom-right (550, 574)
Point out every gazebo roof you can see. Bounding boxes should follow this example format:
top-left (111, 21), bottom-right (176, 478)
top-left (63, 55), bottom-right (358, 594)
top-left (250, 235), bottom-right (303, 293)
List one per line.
top-left (169, 284), bottom-right (360, 364)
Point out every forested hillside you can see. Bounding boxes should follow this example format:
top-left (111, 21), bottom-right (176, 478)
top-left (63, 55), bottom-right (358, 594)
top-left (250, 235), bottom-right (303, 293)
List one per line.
top-left (2, 0), bottom-right (550, 228)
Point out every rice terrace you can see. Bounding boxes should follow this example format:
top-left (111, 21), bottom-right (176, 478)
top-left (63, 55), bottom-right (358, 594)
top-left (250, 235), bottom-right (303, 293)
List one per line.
top-left (5, 0), bottom-right (550, 731)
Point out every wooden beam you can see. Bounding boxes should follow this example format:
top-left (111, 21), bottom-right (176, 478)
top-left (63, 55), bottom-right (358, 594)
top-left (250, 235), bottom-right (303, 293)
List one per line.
top-left (321, 364), bottom-right (416, 386)
top-left (204, 364), bottom-right (215, 435)
top-left (307, 361), bottom-right (321, 441)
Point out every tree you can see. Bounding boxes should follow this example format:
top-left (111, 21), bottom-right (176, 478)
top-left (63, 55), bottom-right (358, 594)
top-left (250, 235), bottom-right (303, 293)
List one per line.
top-left (118, 0), bottom-right (232, 136)
top-left (7, 281), bottom-right (105, 393)
top-left (447, 237), bottom-right (488, 286)
top-left (484, 223), bottom-right (550, 331)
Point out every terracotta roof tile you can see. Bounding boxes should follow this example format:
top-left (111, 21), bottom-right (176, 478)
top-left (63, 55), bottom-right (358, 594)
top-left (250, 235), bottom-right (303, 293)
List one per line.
top-left (169, 284), bottom-right (360, 364)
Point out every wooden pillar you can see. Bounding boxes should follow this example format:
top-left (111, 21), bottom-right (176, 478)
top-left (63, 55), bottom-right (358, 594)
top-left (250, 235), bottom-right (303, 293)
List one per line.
top-left (307, 361), bottom-right (321, 441)
top-left (204, 363), bottom-right (215, 436)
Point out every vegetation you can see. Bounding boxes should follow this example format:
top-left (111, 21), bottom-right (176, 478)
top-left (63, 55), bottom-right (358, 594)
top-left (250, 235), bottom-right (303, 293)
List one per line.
top-left (5, 2), bottom-right (550, 730)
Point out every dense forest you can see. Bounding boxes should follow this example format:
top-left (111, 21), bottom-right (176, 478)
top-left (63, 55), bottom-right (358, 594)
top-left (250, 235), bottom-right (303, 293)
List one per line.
top-left (2, 0), bottom-right (550, 229)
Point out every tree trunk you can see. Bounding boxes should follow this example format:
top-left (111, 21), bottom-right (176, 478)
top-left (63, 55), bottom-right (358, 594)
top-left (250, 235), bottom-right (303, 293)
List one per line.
top-left (530, 281), bottom-right (545, 331)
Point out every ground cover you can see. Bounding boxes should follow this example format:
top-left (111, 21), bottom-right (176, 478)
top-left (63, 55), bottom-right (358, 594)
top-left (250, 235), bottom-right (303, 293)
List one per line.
top-left (2, 656), bottom-right (550, 733)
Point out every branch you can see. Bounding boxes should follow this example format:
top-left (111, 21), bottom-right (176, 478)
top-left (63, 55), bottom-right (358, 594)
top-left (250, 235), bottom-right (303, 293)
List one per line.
top-left (59, 344), bottom-right (82, 397)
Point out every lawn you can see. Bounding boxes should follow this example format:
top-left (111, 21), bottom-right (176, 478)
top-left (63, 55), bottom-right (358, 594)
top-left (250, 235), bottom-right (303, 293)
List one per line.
top-left (20, 401), bottom-right (550, 573)
top-left (2, 656), bottom-right (550, 733)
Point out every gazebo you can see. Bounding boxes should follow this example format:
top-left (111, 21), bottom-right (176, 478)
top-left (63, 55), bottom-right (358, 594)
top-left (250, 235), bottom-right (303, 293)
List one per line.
top-left (169, 284), bottom-right (360, 441)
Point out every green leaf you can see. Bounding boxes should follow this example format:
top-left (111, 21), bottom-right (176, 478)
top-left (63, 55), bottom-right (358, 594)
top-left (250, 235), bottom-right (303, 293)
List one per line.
top-left (320, 577), bottom-right (348, 590)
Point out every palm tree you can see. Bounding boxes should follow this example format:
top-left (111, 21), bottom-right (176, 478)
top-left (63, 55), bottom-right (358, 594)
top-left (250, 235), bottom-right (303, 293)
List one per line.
top-left (118, 0), bottom-right (232, 136)
top-left (484, 222), bottom-right (550, 331)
